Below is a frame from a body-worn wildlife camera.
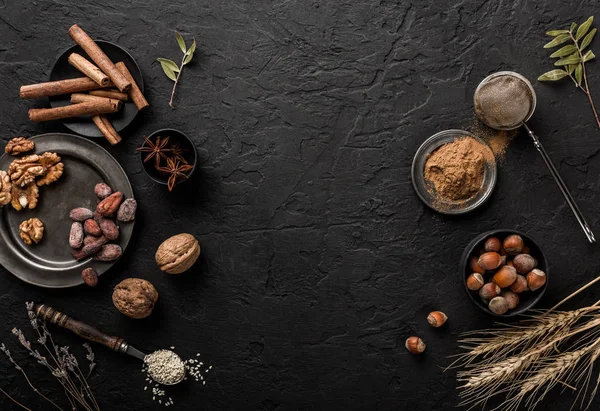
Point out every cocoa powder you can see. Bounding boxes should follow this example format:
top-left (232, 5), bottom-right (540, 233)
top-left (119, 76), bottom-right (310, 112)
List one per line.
top-left (424, 137), bottom-right (488, 202)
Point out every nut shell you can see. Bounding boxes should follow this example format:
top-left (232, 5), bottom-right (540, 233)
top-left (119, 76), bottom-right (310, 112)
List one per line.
top-left (512, 254), bottom-right (536, 274)
top-left (469, 256), bottom-right (485, 274)
top-left (493, 266), bottom-right (517, 288)
top-left (155, 233), bottom-right (201, 274)
top-left (405, 336), bottom-right (426, 354)
top-left (526, 269), bottom-right (547, 291)
top-left (479, 282), bottom-right (501, 301)
top-left (484, 237), bottom-right (501, 252)
top-left (503, 234), bottom-right (524, 255)
top-left (467, 273), bottom-right (484, 291)
top-left (427, 311), bottom-right (447, 327)
top-left (488, 296), bottom-right (510, 315)
top-left (112, 278), bottom-right (159, 319)
top-left (510, 275), bottom-right (529, 293)
top-left (478, 252), bottom-right (503, 271)
top-left (501, 290), bottom-right (520, 310)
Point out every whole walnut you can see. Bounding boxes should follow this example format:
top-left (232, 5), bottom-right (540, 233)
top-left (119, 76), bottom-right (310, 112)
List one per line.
top-left (155, 233), bottom-right (200, 274)
top-left (112, 278), bottom-right (158, 319)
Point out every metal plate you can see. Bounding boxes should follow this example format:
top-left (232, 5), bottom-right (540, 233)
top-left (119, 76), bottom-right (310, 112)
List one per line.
top-left (49, 41), bottom-right (144, 138)
top-left (0, 134), bottom-right (134, 288)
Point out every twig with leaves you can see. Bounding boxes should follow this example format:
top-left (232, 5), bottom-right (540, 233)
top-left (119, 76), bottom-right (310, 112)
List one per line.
top-left (538, 16), bottom-right (600, 128)
top-left (157, 32), bottom-right (196, 108)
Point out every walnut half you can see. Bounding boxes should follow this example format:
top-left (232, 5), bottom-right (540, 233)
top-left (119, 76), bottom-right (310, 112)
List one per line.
top-left (37, 153), bottom-right (64, 186)
top-left (0, 170), bottom-right (11, 206)
top-left (11, 183), bottom-right (39, 211)
top-left (5, 137), bottom-right (34, 155)
top-left (19, 217), bottom-right (44, 245)
top-left (8, 155), bottom-right (45, 187)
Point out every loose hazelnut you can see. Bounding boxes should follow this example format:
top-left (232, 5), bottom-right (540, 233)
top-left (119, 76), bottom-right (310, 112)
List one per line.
top-left (512, 254), bottom-right (536, 274)
top-left (503, 234), bottom-right (524, 255)
top-left (526, 269), bottom-right (547, 291)
top-left (469, 256), bottom-right (485, 275)
top-left (479, 282), bottom-right (501, 301)
top-left (427, 311), bottom-right (448, 327)
top-left (405, 336), bottom-right (426, 354)
top-left (478, 252), bottom-right (504, 271)
top-left (488, 296), bottom-right (510, 315)
top-left (493, 266), bottom-right (517, 288)
top-left (501, 290), bottom-right (520, 310)
top-left (510, 275), bottom-right (529, 293)
top-left (484, 237), bottom-right (501, 252)
top-left (467, 273), bottom-right (484, 291)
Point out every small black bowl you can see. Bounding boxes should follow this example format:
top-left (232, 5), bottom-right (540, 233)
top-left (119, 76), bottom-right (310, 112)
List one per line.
top-left (140, 129), bottom-right (197, 189)
top-left (460, 229), bottom-right (549, 317)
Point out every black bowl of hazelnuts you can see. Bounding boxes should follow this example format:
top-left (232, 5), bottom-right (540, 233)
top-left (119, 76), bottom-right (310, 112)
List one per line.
top-left (460, 229), bottom-right (548, 317)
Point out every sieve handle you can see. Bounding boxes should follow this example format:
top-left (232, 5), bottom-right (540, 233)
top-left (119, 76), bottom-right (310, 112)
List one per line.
top-left (522, 123), bottom-right (595, 243)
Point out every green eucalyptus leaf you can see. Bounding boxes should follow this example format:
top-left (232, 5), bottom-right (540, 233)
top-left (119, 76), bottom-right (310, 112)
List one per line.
top-left (550, 44), bottom-right (577, 57)
top-left (544, 34), bottom-right (571, 48)
top-left (575, 63), bottom-right (583, 85)
top-left (157, 58), bottom-right (178, 81)
top-left (555, 53), bottom-right (581, 66)
top-left (183, 39), bottom-right (196, 65)
top-left (571, 22), bottom-right (578, 33)
top-left (581, 28), bottom-right (597, 50)
top-left (576, 16), bottom-right (594, 40)
top-left (547, 29), bottom-right (569, 36)
top-left (176, 32), bottom-right (187, 53)
top-left (584, 50), bottom-right (596, 62)
top-left (538, 69), bottom-right (569, 81)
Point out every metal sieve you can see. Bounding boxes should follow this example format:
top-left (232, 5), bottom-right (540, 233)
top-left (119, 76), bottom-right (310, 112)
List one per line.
top-left (474, 71), bottom-right (595, 243)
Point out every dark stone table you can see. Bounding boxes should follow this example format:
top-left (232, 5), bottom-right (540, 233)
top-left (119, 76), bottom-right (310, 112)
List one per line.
top-left (1, 1), bottom-right (600, 410)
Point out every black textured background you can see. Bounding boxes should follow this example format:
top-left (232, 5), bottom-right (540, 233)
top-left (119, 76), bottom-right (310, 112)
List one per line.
top-left (2, 1), bottom-right (600, 410)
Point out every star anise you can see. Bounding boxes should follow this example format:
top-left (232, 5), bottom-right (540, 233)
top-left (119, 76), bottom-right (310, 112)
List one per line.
top-left (156, 157), bottom-right (193, 191)
top-left (168, 143), bottom-right (188, 164)
top-left (137, 136), bottom-right (171, 169)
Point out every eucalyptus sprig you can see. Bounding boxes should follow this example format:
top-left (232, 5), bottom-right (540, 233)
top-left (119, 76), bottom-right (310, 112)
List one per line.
top-left (538, 16), bottom-right (600, 128)
top-left (157, 32), bottom-right (196, 108)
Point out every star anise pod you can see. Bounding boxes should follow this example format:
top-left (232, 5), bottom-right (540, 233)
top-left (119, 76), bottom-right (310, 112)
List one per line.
top-left (136, 136), bottom-right (171, 169)
top-left (168, 143), bottom-right (188, 164)
top-left (156, 157), bottom-right (193, 191)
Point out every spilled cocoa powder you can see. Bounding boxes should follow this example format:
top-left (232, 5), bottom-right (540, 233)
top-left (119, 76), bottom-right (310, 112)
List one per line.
top-left (469, 119), bottom-right (518, 161)
top-left (424, 137), bottom-right (489, 202)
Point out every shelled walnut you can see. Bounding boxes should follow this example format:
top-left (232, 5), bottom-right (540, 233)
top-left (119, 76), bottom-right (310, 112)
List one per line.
top-left (0, 170), bottom-right (11, 206)
top-left (11, 183), bottom-right (38, 211)
top-left (8, 155), bottom-right (45, 187)
top-left (19, 217), bottom-right (44, 245)
top-left (36, 152), bottom-right (64, 186)
top-left (5, 137), bottom-right (34, 155)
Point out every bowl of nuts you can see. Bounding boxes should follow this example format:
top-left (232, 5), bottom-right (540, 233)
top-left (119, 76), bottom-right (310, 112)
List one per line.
top-left (461, 230), bottom-right (548, 317)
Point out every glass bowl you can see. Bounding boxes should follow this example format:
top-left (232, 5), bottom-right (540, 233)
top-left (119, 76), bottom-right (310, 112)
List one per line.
top-left (411, 129), bottom-right (497, 215)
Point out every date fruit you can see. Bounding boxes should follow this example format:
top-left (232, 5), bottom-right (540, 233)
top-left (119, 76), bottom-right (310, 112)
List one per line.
top-left (94, 183), bottom-right (112, 199)
top-left (84, 219), bottom-right (102, 236)
top-left (117, 198), bottom-right (137, 222)
top-left (69, 207), bottom-right (93, 222)
top-left (96, 191), bottom-right (123, 216)
top-left (93, 244), bottom-right (122, 261)
top-left (81, 267), bottom-right (98, 287)
top-left (69, 222), bottom-right (84, 249)
top-left (98, 218), bottom-right (119, 241)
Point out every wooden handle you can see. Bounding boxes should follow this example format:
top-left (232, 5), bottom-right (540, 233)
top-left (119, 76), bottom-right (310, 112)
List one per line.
top-left (34, 304), bottom-right (125, 352)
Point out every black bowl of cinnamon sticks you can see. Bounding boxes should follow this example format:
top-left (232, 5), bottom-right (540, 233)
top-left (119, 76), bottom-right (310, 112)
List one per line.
top-left (138, 129), bottom-right (197, 192)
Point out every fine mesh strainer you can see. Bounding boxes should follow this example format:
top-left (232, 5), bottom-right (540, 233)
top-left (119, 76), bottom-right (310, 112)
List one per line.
top-left (474, 71), bottom-right (595, 244)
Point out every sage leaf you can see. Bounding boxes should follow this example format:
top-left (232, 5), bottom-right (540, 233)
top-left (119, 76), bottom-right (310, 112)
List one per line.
top-left (555, 53), bottom-right (581, 66)
top-left (538, 69), bottom-right (569, 81)
top-left (581, 28), bottom-right (597, 50)
top-left (584, 50), bottom-right (596, 62)
top-left (547, 29), bottom-right (569, 36)
top-left (176, 32), bottom-right (187, 53)
top-left (575, 63), bottom-right (583, 85)
top-left (576, 16), bottom-right (594, 40)
top-left (183, 39), bottom-right (196, 66)
top-left (157, 58), bottom-right (179, 81)
top-left (550, 44), bottom-right (577, 58)
top-left (544, 34), bottom-right (571, 48)
top-left (571, 22), bottom-right (578, 33)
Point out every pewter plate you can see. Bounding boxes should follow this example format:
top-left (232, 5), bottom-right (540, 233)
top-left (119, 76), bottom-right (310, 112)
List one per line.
top-left (0, 134), bottom-right (134, 288)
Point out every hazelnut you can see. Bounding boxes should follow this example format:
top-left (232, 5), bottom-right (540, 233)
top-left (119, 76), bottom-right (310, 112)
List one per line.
top-left (405, 336), bottom-right (426, 354)
top-left (503, 234), bottom-right (524, 255)
top-left (501, 290), bottom-right (520, 310)
top-left (427, 311), bottom-right (447, 327)
top-left (112, 278), bottom-right (159, 319)
top-left (510, 275), bottom-right (529, 293)
top-left (512, 254), bottom-right (536, 274)
top-left (488, 296), bottom-right (510, 315)
top-left (478, 252), bottom-right (504, 271)
top-left (479, 282), bottom-right (501, 301)
top-left (469, 256), bottom-right (485, 275)
top-left (526, 269), bottom-right (547, 291)
top-left (466, 273), bottom-right (484, 291)
top-left (506, 260), bottom-right (515, 268)
top-left (484, 237), bottom-right (501, 252)
top-left (493, 266), bottom-right (517, 288)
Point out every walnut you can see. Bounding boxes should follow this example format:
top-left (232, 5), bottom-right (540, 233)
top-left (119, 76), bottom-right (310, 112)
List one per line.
top-left (8, 155), bottom-right (45, 187)
top-left (19, 217), bottom-right (44, 245)
top-left (155, 233), bottom-right (201, 274)
top-left (11, 183), bottom-right (39, 211)
top-left (112, 278), bottom-right (159, 319)
top-left (36, 153), bottom-right (64, 186)
top-left (0, 170), bottom-right (11, 206)
top-left (5, 137), bottom-right (34, 155)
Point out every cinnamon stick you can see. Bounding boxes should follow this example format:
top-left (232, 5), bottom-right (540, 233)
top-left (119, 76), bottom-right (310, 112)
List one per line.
top-left (89, 89), bottom-right (129, 101)
top-left (115, 61), bottom-right (149, 111)
top-left (68, 53), bottom-right (110, 86)
top-left (71, 93), bottom-right (117, 105)
top-left (68, 24), bottom-right (131, 92)
top-left (20, 77), bottom-right (113, 99)
top-left (29, 100), bottom-right (122, 122)
top-left (92, 115), bottom-right (122, 145)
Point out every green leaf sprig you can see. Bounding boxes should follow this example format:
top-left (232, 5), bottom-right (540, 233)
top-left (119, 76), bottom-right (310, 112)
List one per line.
top-left (538, 16), bottom-right (600, 128)
top-left (157, 32), bottom-right (196, 108)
